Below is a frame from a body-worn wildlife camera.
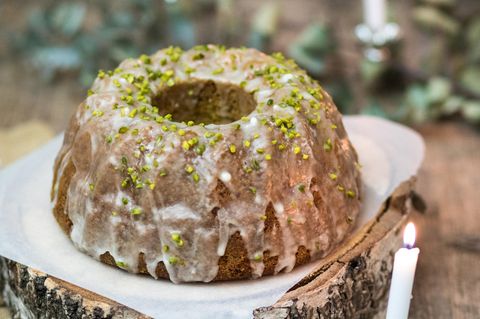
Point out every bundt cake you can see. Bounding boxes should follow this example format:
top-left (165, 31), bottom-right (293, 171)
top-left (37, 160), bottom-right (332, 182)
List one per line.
top-left (51, 45), bottom-right (361, 283)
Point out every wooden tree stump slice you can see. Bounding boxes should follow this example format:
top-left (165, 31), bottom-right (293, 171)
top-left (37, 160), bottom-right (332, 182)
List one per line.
top-left (0, 178), bottom-right (417, 319)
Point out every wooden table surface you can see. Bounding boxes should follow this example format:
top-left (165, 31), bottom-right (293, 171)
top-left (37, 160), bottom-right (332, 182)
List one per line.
top-left (1, 1), bottom-right (479, 318)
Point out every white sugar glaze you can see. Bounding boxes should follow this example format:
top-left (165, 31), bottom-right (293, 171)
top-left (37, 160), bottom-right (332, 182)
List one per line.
top-left (51, 45), bottom-right (361, 283)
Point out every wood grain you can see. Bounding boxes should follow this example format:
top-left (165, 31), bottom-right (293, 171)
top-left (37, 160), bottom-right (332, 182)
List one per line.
top-left (411, 123), bottom-right (480, 319)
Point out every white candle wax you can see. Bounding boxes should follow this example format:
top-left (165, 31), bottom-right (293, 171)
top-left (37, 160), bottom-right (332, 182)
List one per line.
top-left (386, 222), bottom-right (420, 319)
top-left (385, 247), bottom-right (419, 319)
top-left (363, 0), bottom-right (387, 31)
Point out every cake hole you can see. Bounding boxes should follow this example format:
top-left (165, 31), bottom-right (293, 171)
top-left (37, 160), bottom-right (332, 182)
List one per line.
top-left (152, 80), bottom-right (256, 125)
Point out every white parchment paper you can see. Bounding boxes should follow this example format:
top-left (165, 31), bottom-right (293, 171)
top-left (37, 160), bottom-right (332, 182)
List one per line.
top-left (0, 115), bottom-right (424, 318)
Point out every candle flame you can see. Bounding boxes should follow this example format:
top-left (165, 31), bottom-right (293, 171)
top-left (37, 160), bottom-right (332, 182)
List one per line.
top-left (403, 222), bottom-right (416, 248)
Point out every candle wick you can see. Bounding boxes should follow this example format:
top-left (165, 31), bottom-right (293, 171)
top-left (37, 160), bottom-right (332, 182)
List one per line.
top-left (404, 243), bottom-right (414, 249)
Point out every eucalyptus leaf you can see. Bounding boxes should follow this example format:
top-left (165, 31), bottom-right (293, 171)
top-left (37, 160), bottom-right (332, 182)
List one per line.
top-left (31, 47), bottom-right (82, 70)
top-left (413, 6), bottom-right (459, 35)
top-left (441, 95), bottom-right (464, 115)
top-left (467, 18), bottom-right (480, 62)
top-left (462, 101), bottom-right (480, 123)
top-left (426, 76), bottom-right (451, 104)
top-left (292, 23), bottom-right (333, 54)
top-left (406, 84), bottom-right (430, 123)
top-left (287, 45), bottom-right (325, 76)
top-left (361, 102), bottom-right (388, 118)
top-left (467, 18), bottom-right (480, 48)
top-left (27, 8), bottom-right (50, 37)
top-left (50, 3), bottom-right (86, 37)
top-left (110, 12), bottom-right (136, 28)
top-left (460, 67), bottom-right (480, 96)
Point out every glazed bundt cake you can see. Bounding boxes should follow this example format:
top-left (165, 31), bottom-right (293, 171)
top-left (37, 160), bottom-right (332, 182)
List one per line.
top-left (51, 45), bottom-right (361, 283)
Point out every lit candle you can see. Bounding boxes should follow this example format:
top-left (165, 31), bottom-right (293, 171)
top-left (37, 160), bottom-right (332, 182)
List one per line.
top-left (386, 222), bottom-right (420, 319)
top-left (363, 0), bottom-right (387, 31)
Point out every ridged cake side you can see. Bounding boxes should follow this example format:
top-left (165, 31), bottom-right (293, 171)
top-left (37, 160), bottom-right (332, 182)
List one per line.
top-left (51, 45), bottom-right (361, 283)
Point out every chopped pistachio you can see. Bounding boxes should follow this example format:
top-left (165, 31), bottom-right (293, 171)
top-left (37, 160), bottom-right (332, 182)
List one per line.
top-left (298, 184), bottom-right (305, 193)
top-left (159, 169), bottom-right (168, 176)
top-left (323, 138), bottom-right (332, 152)
top-left (192, 52), bottom-right (204, 60)
top-left (212, 67), bottom-right (224, 75)
top-left (131, 207), bottom-right (142, 215)
top-left (192, 172), bottom-right (200, 183)
top-left (185, 165), bottom-right (194, 174)
top-left (98, 69), bottom-right (106, 79)
top-left (171, 233), bottom-right (181, 242)
top-left (195, 144), bottom-right (206, 155)
top-left (140, 54), bottom-right (151, 64)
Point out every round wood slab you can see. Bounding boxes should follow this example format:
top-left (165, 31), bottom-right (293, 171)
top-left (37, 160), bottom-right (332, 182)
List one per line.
top-left (0, 179), bottom-right (417, 319)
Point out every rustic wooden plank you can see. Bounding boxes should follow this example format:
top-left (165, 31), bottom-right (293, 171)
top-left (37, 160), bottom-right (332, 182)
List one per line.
top-left (0, 258), bottom-right (149, 319)
top-left (410, 122), bottom-right (480, 319)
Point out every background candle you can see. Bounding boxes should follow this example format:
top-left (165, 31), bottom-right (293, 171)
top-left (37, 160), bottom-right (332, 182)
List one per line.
top-left (386, 223), bottom-right (420, 319)
top-left (363, 0), bottom-right (386, 31)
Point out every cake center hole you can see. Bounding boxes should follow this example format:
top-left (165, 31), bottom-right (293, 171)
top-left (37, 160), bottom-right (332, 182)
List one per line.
top-left (152, 80), bottom-right (256, 125)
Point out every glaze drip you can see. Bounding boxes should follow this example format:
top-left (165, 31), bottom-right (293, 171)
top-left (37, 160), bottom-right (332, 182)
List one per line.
top-left (51, 45), bottom-right (361, 283)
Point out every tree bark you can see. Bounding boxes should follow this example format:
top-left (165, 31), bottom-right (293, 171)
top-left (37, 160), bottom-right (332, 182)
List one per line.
top-left (0, 258), bottom-right (148, 319)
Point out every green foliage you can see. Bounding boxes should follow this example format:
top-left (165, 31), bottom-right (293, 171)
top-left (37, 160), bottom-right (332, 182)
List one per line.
top-left (10, 0), bottom-right (190, 86)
